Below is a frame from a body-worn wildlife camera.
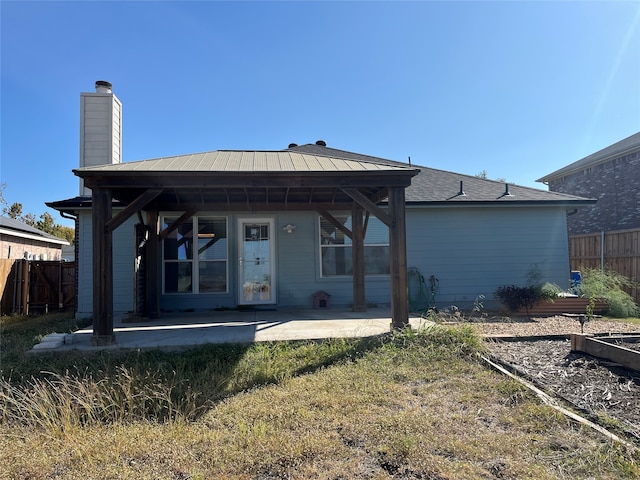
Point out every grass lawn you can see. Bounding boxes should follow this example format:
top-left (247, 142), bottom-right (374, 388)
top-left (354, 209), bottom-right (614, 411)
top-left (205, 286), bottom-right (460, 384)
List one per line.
top-left (1, 313), bottom-right (639, 479)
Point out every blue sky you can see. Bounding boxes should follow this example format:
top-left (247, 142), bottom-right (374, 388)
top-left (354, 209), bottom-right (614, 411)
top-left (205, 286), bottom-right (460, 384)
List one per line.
top-left (2, 1), bottom-right (639, 228)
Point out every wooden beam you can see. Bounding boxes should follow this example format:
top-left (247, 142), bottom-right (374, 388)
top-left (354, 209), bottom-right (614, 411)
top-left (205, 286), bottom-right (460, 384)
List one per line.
top-left (318, 210), bottom-right (352, 240)
top-left (159, 209), bottom-right (197, 240)
top-left (81, 172), bottom-right (415, 190)
top-left (388, 186), bottom-right (409, 329)
top-left (352, 202), bottom-right (366, 312)
top-left (105, 188), bottom-right (164, 233)
top-left (91, 187), bottom-right (115, 345)
top-left (145, 210), bottom-right (161, 319)
top-left (341, 188), bottom-right (393, 228)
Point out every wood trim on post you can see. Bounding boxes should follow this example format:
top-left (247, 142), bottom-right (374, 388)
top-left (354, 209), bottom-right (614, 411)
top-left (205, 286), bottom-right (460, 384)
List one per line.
top-left (145, 209), bottom-right (161, 319)
top-left (388, 186), bottom-right (409, 329)
top-left (351, 202), bottom-right (366, 312)
top-left (91, 187), bottom-right (115, 346)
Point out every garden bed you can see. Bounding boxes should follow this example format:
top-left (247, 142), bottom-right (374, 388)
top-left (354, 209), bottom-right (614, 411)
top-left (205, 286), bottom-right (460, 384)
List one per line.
top-left (517, 297), bottom-right (609, 316)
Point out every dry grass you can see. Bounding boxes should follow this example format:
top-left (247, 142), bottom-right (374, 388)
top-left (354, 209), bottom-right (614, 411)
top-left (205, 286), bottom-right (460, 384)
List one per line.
top-left (1, 318), bottom-right (639, 479)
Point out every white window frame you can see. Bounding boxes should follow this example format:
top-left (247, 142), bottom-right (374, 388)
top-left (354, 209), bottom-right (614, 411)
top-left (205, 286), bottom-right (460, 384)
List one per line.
top-left (318, 213), bottom-right (390, 278)
top-left (162, 215), bottom-right (229, 294)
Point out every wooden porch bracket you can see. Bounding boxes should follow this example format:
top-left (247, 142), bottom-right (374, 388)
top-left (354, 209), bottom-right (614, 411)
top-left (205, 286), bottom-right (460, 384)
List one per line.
top-left (341, 188), bottom-right (393, 228)
top-left (159, 209), bottom-right (198, 240)
top-left (318, 210), bottom-right (352, 239)
top-left (105, 188), bottom-right (164, 233)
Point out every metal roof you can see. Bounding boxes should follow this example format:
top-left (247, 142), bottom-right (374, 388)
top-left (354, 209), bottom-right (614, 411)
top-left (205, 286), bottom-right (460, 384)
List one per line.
top-left (536, 131), bottom-right (640, 183)
top-left (75, 150), bottom-right (414, 174)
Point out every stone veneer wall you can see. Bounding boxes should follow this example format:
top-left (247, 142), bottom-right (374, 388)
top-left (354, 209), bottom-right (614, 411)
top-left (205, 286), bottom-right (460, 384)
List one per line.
top-left (547, 150), bottom-right (640, 235)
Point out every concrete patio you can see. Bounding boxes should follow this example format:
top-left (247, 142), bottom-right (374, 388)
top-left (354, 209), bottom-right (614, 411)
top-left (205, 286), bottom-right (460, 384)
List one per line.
top-left (32, 308), bottom-right (428, 353)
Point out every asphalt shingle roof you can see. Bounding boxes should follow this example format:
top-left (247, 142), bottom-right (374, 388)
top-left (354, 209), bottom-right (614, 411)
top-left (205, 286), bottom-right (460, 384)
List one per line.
top-left (0, 216), bottom-right (69, 244)
top-left (536, 131), bottom-right (640, 182)
top-left (288, 144), bottom-right (594, 205)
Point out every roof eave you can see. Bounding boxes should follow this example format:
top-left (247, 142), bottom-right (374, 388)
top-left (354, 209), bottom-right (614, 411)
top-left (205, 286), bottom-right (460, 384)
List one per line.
top-left (405, 199), bottom-right (597, 207)
top-left (537, 144), bottom-right (640, 182)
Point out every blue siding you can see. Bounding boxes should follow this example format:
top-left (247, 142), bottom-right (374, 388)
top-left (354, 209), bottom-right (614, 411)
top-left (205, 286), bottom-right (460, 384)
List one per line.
top-left (77, 205), bottom-right (571, 316)
top-left (76, 210), bottom-right (136, 318)
top-left (406, 206), bottom-right (570, 310)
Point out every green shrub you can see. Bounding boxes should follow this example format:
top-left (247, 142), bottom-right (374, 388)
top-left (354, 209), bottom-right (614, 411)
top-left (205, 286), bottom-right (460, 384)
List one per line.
top-left (577, 268), bottom-right (639, 318)
top-left (494, 284), bottom-right (557, 317)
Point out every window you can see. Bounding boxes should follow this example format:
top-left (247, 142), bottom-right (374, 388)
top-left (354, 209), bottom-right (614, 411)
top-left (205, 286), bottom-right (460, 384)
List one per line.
top-left (319, 213), bottom-right (389, 277)
top-left (163, 216), bottom-right (228, 294)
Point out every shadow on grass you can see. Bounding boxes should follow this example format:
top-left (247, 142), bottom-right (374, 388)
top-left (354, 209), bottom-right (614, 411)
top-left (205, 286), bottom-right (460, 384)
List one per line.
top-left (1, 312), bottom-right (395, 422)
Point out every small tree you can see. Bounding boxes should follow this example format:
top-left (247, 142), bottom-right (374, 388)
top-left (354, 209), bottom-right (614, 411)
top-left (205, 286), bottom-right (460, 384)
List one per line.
top-left (578, 268), bottom-right (639, 318)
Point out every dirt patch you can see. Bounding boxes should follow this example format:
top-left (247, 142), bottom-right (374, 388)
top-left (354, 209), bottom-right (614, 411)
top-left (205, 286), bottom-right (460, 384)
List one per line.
top-left (446, 315), bottom-right (640, 443)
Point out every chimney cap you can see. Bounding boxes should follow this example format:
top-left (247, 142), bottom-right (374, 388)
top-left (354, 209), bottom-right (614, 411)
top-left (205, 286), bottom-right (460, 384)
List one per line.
top-left (315, 140), bottom-right (327, 146)
top-left (288, 143), bottom-right (298, 148)
top-left (95, 80), bottom-right (112, 93)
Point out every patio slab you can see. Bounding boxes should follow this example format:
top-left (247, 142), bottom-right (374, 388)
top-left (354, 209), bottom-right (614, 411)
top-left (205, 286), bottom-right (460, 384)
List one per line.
top-left (30, 308), bottom-right (428, 353)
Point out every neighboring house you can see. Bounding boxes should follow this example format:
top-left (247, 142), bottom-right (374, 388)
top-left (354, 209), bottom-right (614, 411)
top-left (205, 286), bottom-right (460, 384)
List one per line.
top-left (537, 132), bottom-right (640, 235)
top-left (0, 216), bottom-right (69, 260)
top-left (48, 82), bottom-right (594, 345)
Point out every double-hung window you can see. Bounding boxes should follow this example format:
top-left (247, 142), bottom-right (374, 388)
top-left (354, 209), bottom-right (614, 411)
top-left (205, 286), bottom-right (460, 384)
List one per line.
top-left (163, 216), bottom-right (228, 293)
top-left (319, 213), bottom-right (389, 277)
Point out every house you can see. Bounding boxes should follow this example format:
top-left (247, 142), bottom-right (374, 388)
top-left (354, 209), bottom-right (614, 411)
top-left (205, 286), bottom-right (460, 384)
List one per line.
top-left (0, 216), bottom-right (69, 260)
top-left (48, 82), bottom-right (595, 346)
top-left (537, 131), bottom-right (640, 235)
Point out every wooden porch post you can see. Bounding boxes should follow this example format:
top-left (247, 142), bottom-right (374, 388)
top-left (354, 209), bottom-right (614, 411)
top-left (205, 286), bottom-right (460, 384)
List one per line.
top-left (352, 202), bottom-right (366, 312)
top-left (388, 186), bottom-right (409, 329)
top-left (145, 209), bottom-right (161, 319)
top-left (91, 187), bottom-right (115, 346)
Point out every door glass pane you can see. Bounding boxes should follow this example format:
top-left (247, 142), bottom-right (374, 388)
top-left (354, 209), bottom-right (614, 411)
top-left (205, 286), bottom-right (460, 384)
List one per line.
top-left (242, 223), bottom-right (271, 302)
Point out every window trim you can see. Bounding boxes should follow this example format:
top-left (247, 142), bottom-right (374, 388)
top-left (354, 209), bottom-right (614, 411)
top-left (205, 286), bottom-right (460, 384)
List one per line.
top-left (318, 213), bottom-right (390, 278)
top-left (162, 215), bottom-right (229, 294)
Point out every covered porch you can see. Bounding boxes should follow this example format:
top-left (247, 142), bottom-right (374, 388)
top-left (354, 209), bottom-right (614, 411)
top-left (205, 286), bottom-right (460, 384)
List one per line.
top-left (75, 150), bottom-right (419, 346)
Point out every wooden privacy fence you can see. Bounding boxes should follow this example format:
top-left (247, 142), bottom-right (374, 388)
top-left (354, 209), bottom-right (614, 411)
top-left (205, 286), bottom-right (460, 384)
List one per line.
top-left (0, 259), bottom-right (76, 316)
top-left (569, 228), bottom-right (640, 305)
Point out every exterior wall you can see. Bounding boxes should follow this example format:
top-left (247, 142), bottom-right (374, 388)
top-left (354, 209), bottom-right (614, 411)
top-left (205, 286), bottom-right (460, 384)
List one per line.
top-left (0, 235), bottom-right (63, 260)
top-left (547, 150), bottom-right (640, 235)
top-left (406, 206), bottom-right (571, 311)
top-left (158, 211), bottom-right (389, 312)
top-left (76, 210), bottom-right (136, 318)
top-left (77, 205), bottom-right (572, 316)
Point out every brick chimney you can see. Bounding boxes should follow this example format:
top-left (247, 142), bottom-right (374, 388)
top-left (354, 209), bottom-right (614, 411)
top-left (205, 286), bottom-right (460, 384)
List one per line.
top-left (79, 81), bottom-right (122, 195)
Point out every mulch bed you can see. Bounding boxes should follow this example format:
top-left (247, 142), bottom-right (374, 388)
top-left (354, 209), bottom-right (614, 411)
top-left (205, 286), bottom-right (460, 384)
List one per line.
top-left (444, 315), bottom-right (640, 443)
